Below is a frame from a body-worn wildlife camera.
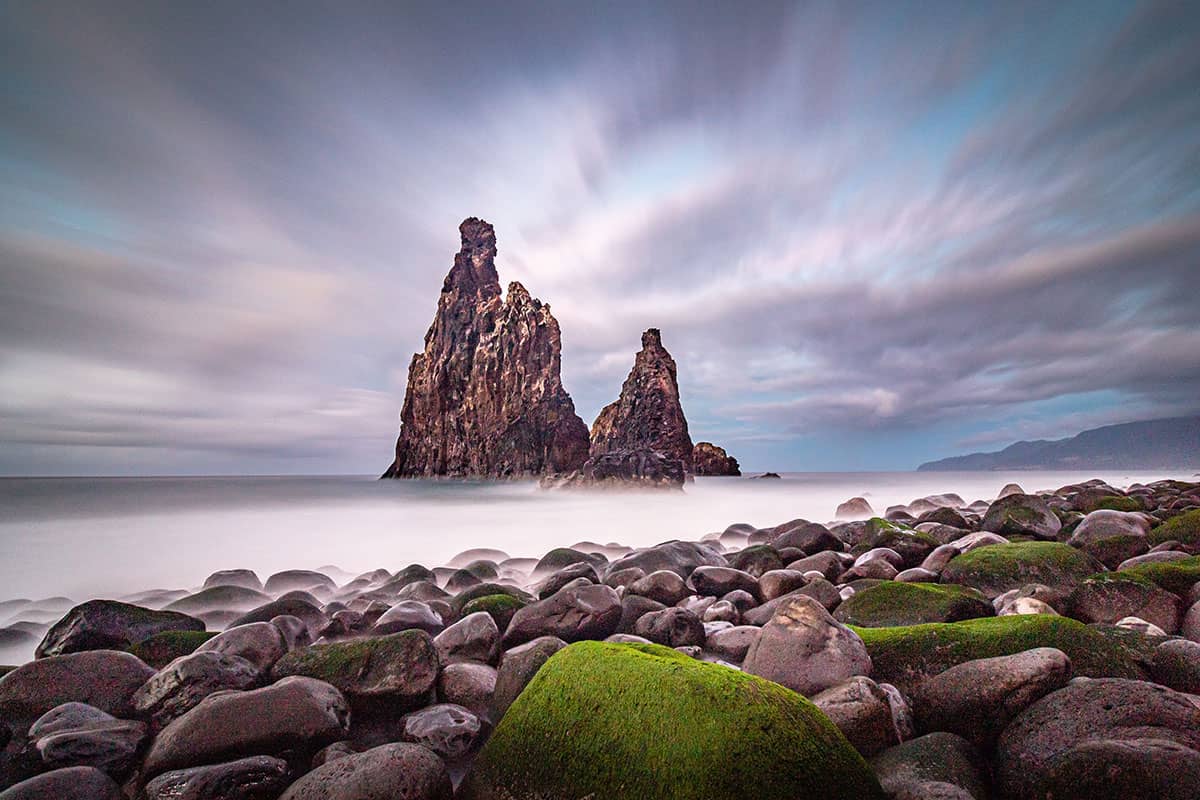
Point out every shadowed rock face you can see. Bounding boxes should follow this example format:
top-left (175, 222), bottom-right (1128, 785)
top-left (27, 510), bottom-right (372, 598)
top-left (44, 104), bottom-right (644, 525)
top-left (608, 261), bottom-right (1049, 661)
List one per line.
top-left (383, 218), bottom-right (590, 479)
top-left (693, 442), bottom-right (740, 476)
top-left (589, 328), bottom-right (694, 473)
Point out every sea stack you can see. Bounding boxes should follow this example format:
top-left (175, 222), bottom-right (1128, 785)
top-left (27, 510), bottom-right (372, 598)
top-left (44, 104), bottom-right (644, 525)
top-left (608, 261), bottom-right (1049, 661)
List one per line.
top-left (543, 328), bottom-right (693, 488)
top-left (382, 218), bottom-right (590, 478)
top-left (693, 442), bottom-right (740, 476)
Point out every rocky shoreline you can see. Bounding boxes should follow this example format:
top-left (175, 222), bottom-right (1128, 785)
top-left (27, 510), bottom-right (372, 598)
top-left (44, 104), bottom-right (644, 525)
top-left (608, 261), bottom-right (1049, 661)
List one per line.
top-left (2, 477), bottom-right (1200, 798)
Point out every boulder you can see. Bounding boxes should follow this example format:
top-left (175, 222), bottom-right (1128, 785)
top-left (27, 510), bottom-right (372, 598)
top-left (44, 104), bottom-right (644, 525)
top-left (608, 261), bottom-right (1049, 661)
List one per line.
top-left (372, 601), bottom-right (443, 636)
top-left (278, 742), bottom-right (452, 800)
top-left (855, 615), bottom-right (1143, 696)
top-left (0, 650), bottom-right (154, 731)
top-left (811, 676), bottom-right (898, 757)
top-left (459, 641), bottom-right (885, 799)
top-left (981, 493), bottom-right (1062, 539)
top-left (758, 569), bottom-right (808, 601)
top-left (35, 600), bottom-right (204, 658)
top-left (127, 630), bottom-right (218, 669)
top-left (437, 662), bottom-right (496, 719)
top-left (836, 497), bottom-right (875, 520)
top-left (688, 566), bottom-right (761, 600)
top-left (202, 569), bottom-right (264, 592)
top-left (142, 756), bottom-right (290, 800)
top-left (913, 647), bottom-right (1071, 750)
top-left (491, 636), bottom-right (566, 721)
top-left (132, 650), bottom-right (260, 727)
top-left (632, 607), bottom-right (705, 648)
top-left (271, 631), bottom-right (439, 715)
top-left (194, 622), bottom-right (288, 675)
top-left (228, 597), bottom-right (325, 637)
top-left (833, 582), bottom-right (993, 628)
top-left (604, 540), bottom-right (727, 579)
top-left (27, 703), bottom-right (147, 776)
top-left (704, 625), bottom-right (759, 661)
top-left (994, 678), bottom-right (1200, 800)
top-left (501, 584), bottom-right (621, 647)
top-left (1068, 510), bottom-right (1152, 568)
top-left (164, 586), bottom-right (272, 615)
top-left (1149, 508), bottom-right (1200, 551)
top-left (400, 704), bottom-right (482, 761)
top-left (1067, 576), bottom-right (1181, 633)
top-left (870, 733), bottom-right (989, 800)
top-left (1150, 639), bottom-right (1200, 693)
top-left (433, 612), bottom-right (500, 665)
top-left (742, 595), bottom-right (872, 696)
top-left (940, 541), bottom-right (1101, 599)
top-left (627, 570), bottom-right (689, 605)
top-left (143, 676), bottom-right (350, 777)
top-left (0, 766), bottom-right (121, 800)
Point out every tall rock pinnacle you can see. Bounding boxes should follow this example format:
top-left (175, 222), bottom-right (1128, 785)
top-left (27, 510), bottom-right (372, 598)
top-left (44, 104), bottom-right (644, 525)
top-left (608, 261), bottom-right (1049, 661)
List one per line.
top-left (589, 328), bottom-right (695, 473)
top-left (382, 218), bottom-right (591, 478)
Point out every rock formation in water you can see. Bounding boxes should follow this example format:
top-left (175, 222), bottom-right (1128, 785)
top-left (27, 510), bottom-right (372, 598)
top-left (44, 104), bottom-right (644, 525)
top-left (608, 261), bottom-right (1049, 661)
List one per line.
top-left (382, 218), bottom-right (591, 479)
top-left (589, 329), bottom-right (694, 470)
top-left (693, 442), bottom-right (741, 476)
top-left (542, 329), bottom-right (693, 488)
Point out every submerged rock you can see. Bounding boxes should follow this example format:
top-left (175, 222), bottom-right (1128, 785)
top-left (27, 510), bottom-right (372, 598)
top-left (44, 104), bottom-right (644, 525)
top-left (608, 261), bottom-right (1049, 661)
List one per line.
top-left (383, 218), bottom-right (590, 479)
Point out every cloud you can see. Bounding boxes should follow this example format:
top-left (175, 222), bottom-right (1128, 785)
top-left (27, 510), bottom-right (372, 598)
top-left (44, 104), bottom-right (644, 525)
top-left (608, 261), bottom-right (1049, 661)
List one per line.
top-left (1, 1), bottom-right (1198, 473)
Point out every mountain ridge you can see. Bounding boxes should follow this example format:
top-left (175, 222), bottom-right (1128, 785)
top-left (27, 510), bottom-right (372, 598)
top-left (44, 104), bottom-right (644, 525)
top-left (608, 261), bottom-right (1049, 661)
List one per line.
top-left (917, 416), bottom-right (1200, 471)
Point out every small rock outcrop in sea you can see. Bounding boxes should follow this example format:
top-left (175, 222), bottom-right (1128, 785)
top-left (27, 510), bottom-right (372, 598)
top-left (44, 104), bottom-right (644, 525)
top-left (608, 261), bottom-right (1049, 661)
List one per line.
top-left (382, 218), bottom-right (590, 479)
top-left (692, 441), bottom-right (740, 476)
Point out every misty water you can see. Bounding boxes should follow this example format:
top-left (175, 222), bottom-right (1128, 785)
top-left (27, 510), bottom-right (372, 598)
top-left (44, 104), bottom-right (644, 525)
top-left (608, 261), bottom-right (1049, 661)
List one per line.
top-left (1, 469), bottom-right (1194, 663)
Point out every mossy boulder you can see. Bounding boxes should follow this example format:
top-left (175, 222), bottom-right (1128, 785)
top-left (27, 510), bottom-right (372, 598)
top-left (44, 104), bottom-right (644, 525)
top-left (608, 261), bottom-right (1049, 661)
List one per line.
top-left (459, 594), bottom-right (526, 632)
top-left (1092, 495), bottom-right (1145, 512)
top-left (127, 630), bottom-right (218, 669)
top-left (833, 582), bottom-right (994, 628)
top-left (35, 599), bottom-right (206, 658)
top-left (1149, 509), bottom-right (1200, 551)
top-left (460, 641), bottom-right (885, 800)
top-left (939, 541), bottom-right (1101, 599)
top-left (271, 630), bottom-right (438, 714)
top-left (853, 615), bottom-right (1144, 695)
top-left (1104, 555), bottom-right (1200, 596)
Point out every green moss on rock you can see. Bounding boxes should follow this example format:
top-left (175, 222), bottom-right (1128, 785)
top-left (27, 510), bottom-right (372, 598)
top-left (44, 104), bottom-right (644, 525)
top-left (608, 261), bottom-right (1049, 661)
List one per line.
top-left (833, 582), bottom-right (994, 628)
top-left (127, 630), bottom-right (217, 668)
top-left (939, 541), bottom-right (1101, 599)
top-left (1105, 555), bottom-right (1200, 596)
top-left (460, 641), bottom-right (885, 800)
top-left (1148, 509), bottom-right (1200, 549)
top-left (459, 593), bottom-right (525, 632)
top-left (853, 615), bottom-right (1143, 695)
top-left (1094, 495), bottom-right (1144, 513)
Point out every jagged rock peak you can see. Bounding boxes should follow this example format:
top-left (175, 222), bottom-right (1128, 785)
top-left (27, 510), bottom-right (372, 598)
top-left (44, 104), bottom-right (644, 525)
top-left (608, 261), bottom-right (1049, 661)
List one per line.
top-left (383, 218), bottom-right (590, 479)
top-left (693, 442), bottom-right (740, 476)
top-left (589, 328), bottom-right (694, 475)
top-left (444, 216), bottom-right (500, 298)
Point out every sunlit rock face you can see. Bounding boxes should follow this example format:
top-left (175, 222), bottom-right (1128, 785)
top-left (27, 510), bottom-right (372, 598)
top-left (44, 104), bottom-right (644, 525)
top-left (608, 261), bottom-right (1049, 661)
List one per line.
top-left (589, 328), bottom-right (694, 474)
top-left (382, 218), bottom-right (590, 479)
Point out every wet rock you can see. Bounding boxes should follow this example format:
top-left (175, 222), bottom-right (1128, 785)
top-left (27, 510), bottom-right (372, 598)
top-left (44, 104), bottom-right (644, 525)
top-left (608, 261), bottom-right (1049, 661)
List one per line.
top-left (836, 497), bottom-right (875, 520)
top-left (771, 521), bottom-right (843, 554)
top-left (372, 601), bottom-right (443, 636)
top-left (870, 733), bottom-right (989, 800)
top-left (491, 636), bottom-right (565, 722)
top-left (812, 676), bottom-right (898, 757)
top-left (272, 631), bottom-right (439, 715)
top-left (1068, 510), bottom-right (1152, 568)
top-left (35, 600), bottom-right (204, 658)
top-left (0, 766), bottom-right (121, 800)
top-left (534, 562), bottom-right (598, 600)
top-left (633, 607), bottom-right (705, 648)
top-left (914, 647), bottom-right (1071, 750)
top-left (627, 570), bottom-right (689, 605)
top-left (787, 551), bottom-right (845, 582)
top-left (437, 662), bottom-right (495, 719)
top-left (0, 650), bottom-right (154, 731)
top-left (1067, 576), bottom-right (1181, 633)
top-left (164, 586), bottom-right (271, 615)
top-left (981, 493), bottom-right (1061, 539)
top-left (701, 600), bottom-right (739, 624)
top-left (279, 742), bottom-right (451, 800)
top-left (400, 704), bottom-right (482, 761)
top-left (501, 584), bottom-right (621, 647)
top-left (195, 622), bottom-right (288, 675)
top-left (742, 594), bottom-right (872, 696)
top-left (688, 566), bottom-right (761, 600)
top-left (433, 611), bottom-right (499, 666)
top-left (726, 545), bottom-right (783, 577)
top-left (940, 541), bottom-right (1101, 600)
top-left (132, 650), bottom-right (260, 727)
top-left (833, 582), bottom-right (994, 628)
top-left (230, 597), bottom-right (325, 639)
top-left (604, 540), bottom-right (727, 578)
top-left (26, 702), bottom-right (146, 776)
top-left (1150, 639), bottom-right (1200, 693)
top-left (994, 678), bottom-right (1200, 800)
top-left (143, 676), bottom-right (350, 777)
top-left (202, 570), bottom-right (263, 592)
top-left (383, 219), bottom-right (589, 479)
top-left (142, 755), bottom-right (290, 800)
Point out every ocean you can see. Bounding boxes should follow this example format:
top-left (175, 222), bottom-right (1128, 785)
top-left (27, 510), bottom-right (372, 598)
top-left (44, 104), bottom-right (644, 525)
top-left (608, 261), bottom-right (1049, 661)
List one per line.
top-left (1, 468), bottom-right (1193, 662)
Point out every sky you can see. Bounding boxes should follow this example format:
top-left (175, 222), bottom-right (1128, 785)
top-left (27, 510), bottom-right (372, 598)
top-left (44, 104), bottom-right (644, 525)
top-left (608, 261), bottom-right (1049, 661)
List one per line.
top-left (1, 1), bottom-right (1199, 475)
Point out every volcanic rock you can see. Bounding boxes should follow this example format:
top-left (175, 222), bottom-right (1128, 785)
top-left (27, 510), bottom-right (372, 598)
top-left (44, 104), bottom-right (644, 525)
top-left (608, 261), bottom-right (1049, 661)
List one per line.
top-left (692, 442), bottom-right (740, 476)
top-left (383, 218), bottom-right (590, 479)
